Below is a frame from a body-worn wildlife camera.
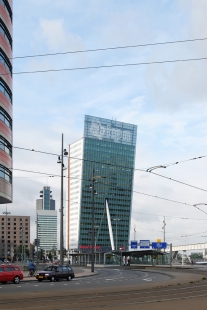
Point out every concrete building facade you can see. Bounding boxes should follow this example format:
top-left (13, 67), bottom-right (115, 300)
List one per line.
top-left (0, 214), bottom-right (30, 261)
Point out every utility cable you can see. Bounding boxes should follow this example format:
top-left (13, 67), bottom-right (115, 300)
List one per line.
top-left (149, 170), bottom-right (207, 193)
top-left (11, 167), bottom-right (207, 215)
top-left (131, 211), bottom-right (207, 221)
top-left (11, 37), bottom-right (207, 60)
top-left (12, 146), bottom-right (207, 193)
top-left (2, 56), bottom-right (207, 76)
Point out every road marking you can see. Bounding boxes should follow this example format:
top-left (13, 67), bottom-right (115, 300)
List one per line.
top-left (34, 285), bottom-right (39, 286)
top-left (63, 284), bottom-right (67, 286)
top-left (76, 283), bottom-right (79, 285)
top-left (143, 278), bottom-right (152, 281)
top-left (86, 282), bottom-right (90, 283)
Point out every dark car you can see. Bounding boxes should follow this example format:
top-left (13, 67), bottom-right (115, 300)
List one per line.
top-left (36, 265), bottom-right (75, 282)
top-left (0, 265), bottom-right (24, 284)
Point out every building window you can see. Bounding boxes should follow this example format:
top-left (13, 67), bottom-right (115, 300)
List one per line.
top-left (0, 136), bottom-right (12, 156)
top-left (0, 19), bottom-right (12, 49)
top-left (0, 0), bottom-right (12, 21)
top-left (0, 49), bottom-right (12, 75)
top-left (0, 78), bottom-right (12, 103)
top-left (0, 164), bottom-right (12, 183)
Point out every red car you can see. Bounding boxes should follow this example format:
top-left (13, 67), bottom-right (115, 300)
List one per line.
top-left (0, 265), bottom-right (23, 284)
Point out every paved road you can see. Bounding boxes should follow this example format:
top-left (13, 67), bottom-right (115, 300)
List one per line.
top-left (0, 267), bottom-right (207, 309)
top-left (0, 268), bottom-right (171, 293)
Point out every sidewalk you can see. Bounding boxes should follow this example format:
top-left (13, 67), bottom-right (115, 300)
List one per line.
top-left (23, 266), bottom-right (98, 281)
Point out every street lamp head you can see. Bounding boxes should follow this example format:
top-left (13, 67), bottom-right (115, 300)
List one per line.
top-left (64, 149), bottom-right (68, 156)
top-left (57, 156), bottom-right (61, 164)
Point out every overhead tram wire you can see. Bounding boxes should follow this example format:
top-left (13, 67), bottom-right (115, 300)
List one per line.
top-left (13, 145), bottom-right (207, 193)
top-left (11, 37), bottom-right (207, 60)
top-left (10, 167), bottom-right (207, 215)
top-left (2, 57), bottom-right (207, 76)
top-left (132, 211), bottom-right (207, 221)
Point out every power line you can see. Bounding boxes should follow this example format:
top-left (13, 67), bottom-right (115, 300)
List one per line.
top-left (149, 171), bottom-right (207, 193)
top-left (142, 155), bottom-right (207, 170)
top-left (13, 145), bottom-right (207, 193)
top-left (11, 37), bottom-right (207, 60)
top-left (132, 211), bottom-right (207, 221)
top-left (2, 57), bottom-right (207, 76)
top-left (11, 167), bottom-right (207, 215)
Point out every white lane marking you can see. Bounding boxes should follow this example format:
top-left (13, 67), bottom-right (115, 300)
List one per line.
top-left (76, 283), bottom-right (79, 285)
top-left (86, 282), bottom-right (90, 283)
top-left (143, 278), bottom-right (152, 281)
top-left (63, 284), bottom-right (67, 286)
top-left (17, 286), bottom-right (21, 287)
top-left (34, 285), bottom-right (39, 286)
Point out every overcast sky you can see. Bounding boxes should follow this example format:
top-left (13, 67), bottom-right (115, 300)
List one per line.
top-left (6, 0), bottom-right (207, 250)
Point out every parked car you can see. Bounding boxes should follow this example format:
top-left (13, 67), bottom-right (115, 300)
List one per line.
top-left (0, 265), bottom-right (23, 284)
top-left (4, 259), bottom-right (10, 263)
top-left (36, 265), bottom-right (75, 282)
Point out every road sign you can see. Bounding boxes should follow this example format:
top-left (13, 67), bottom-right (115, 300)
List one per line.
top-left (152, 242), bottom-right (167, 249)
top-left (139, 240), bottom-right (150, 249)
top-left (131, 241), bottom-right (138, 249)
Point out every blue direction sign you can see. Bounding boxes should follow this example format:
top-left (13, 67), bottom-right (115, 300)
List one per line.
top-left (131, 241), bottom-right (138, 249)
top-left (152, 242), bottom-right (167, 249)
top-left (139, 240), bottom-right (150, 249)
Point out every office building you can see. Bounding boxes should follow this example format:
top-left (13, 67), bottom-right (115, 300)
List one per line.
top-left (0, 215), bottom-right (30, 261)
top-left (36, 186), bottom-right (57, 251)
top-left (0, 0), bottom-right (13, 203)
top-left (67, 115), bottom-right (137, 252)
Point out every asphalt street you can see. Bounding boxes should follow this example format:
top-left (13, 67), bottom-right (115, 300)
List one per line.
top-left (0, 268), bottom-right (171, 293)
top-left (0, 267), bottom-right (207, 310)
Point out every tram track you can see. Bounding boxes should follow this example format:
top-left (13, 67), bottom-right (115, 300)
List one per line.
top-left (1, 281), bottom-right (207, 309)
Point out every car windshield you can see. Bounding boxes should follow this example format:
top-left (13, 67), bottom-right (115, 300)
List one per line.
top-left (44, 266), bottom-right (56, 271)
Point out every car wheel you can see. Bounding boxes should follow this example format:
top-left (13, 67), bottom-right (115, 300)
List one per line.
top-left (1, 281), bottom-right (7, 284)
top-left (50, 276), bottom-right (55, 282)
top-left (13, 276), bottom-right (20, 284)
top-left (38, 279), bottom-right (42, 282)
top-left (67, 275), bottom-right (72, 281)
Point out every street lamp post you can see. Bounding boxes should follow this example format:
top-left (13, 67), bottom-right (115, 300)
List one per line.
top-left (162, 216), bottom-right (166, 243)
top-left (113, 218), bottom-right (121, 251)
top-left (20, 226), bottom-right (25, 263)
top-left (3, 206), bottom-right (11, 262)
top-left (90, 169), bottom-right (106, 273)
top-left (57, 133), bottom-right (68, 265)
top-left (36, 215), bottom-right (40, 264)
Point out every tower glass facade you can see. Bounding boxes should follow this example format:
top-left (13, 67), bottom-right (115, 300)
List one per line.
top-left (36, 187), bottom-right (57, 251)
top-left (0, 0), bottom-right (12, 203)
top-left (67, 115), bottom-right (137, 252)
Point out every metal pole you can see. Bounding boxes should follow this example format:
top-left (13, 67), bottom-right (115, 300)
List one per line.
top-left (91, 168), bottom-right (95, 272)
top-left (60, 133), bottom-right (64, 265)
top-left (170, 243), bottom-right (172, 266)
top-left (5, 210), bottom-right (7, 261)
top-left (163, 216), bottom-right (166, 243)
top-left (37, 215), bottom-right (39, 264)
top-left (116, 220), bottom-right (118, 251)
top-left (3, 206), bottom-right (10, 262)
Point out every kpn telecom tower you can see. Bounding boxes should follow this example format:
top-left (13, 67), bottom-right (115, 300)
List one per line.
top-left (67, 115), bottom-right (137, 253)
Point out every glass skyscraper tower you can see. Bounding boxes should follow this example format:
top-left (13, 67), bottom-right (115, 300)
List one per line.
top-left (36, 186), bottom-right (57, 251)
top-left (67, 115), bottom-right (137, 252)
